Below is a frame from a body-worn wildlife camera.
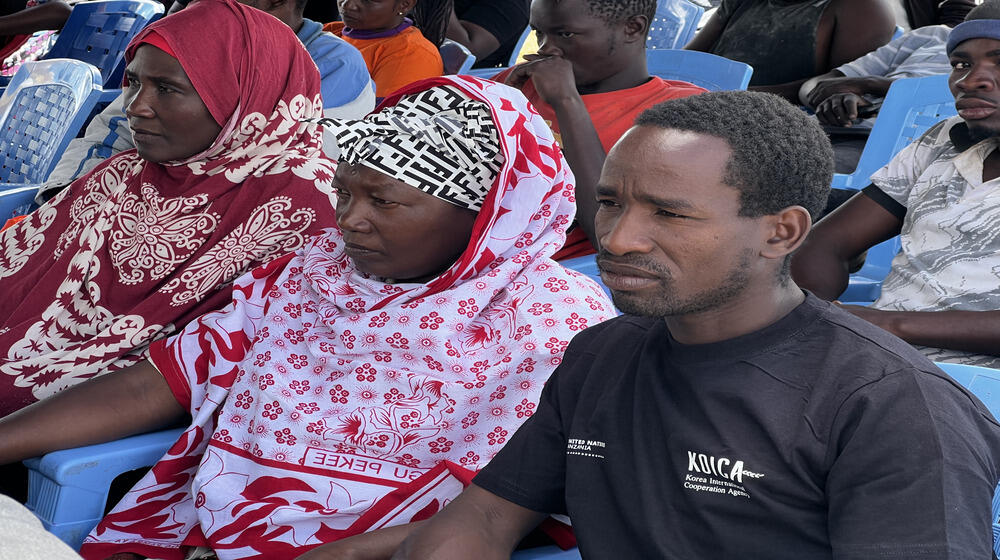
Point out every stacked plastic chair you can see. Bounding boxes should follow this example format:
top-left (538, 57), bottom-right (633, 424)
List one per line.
top-left (440, 39), bottom-right (476, 75)
top-left (0, 58), bottom-right (103, 222)
top-left (833, 74), bottom-right (957, 303)
top-left (646, 49), bottom-right (752, 91)
top-left (647, 0), bottom-right (704, 50)
top-left (42, 0), bottom-right (163, 88)
top-left (935, 361), bottom-right (1000, 557)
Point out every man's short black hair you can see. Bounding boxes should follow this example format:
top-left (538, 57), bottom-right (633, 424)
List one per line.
top-left (966, 0), bottom-right (1000, 21)
top-left (572, 0), bottom-right (656, 27)
top-left (635, 90), bottom-right (833, 222)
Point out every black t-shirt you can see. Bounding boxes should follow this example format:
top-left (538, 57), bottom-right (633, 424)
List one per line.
top-left (475, 294), bottom-right (1000, 559)
top-left (454, 0), bottom-right (528, 69)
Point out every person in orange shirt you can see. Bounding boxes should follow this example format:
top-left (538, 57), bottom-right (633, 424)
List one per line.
top-left (325, 0), bottom-right (444, 98)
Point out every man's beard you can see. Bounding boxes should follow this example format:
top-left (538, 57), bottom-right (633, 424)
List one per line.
top-left (966, 122), bottom-right (1000, 143)
top-left (597, 249), bottom-right (754, 318)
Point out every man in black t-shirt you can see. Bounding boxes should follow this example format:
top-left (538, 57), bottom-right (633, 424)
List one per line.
top-left (445, 0), bottom-right (529, 68)
top-left (391, 91), bottom-right (1000, 559)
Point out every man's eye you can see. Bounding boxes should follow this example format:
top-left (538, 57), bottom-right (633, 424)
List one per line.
top-left (656, 209), bottom-right (687, 219)
top-left (558, 32), bottom-right (576, 39)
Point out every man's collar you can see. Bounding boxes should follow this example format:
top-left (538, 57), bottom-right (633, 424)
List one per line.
top-left (949, 120), bottom-right (980, 152)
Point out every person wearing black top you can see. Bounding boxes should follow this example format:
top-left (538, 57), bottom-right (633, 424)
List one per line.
top-left (446, 0), bottom-right (528, 68)
top-left (390, 91), bottom-right (1000, 559)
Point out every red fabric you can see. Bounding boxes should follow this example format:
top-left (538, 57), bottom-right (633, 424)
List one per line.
top-left (494, 68), bottom-right (706, 259)
top-left (80, 76), bottom-right (615, 560)
top-left (0, 0), bottom-right (339, 416)
top-left (0, 34), bottom-right (30, 60)
top-left (136, 30), bottom-right (176, 60)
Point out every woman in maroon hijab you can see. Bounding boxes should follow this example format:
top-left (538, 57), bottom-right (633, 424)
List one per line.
top-left (0, 0), bottom-right (339, 416)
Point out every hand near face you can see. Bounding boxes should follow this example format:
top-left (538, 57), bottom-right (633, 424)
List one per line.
top-left (815, 92), bottom-right (872, 127)
top-left (505, 54), bottom-right (580, 107)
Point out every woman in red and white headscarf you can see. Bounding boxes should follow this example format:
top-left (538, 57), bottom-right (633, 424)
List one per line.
top-left (0, 75), bottom-right (614, 559)
top-left (0, 0), bottom-right (339, 416)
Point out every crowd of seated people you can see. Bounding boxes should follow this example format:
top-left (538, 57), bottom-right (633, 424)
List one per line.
top-left (1, 0), bottom-right (1000, 558)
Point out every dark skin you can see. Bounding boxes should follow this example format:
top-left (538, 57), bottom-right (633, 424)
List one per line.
top-left (0, 0), bottom-right (71, 38)
top-left (686, 0), bottom-right (895, 103)
top-left (445, 8), bottom-right (500, 61)
top-left (791, 37), bottom-right (1000, 357)
top-left (124, 45), bottom-right (223, 164)
top-left (799, 70), bottom-right (894, 126)
top-left (504, 0), bottom-right (650, 249)
top-left (337, 0), bottom-right (415, 32)
top-left (391, 126), bottom-right (814, 558)
top-left (0, 167), bottom-right (479, 560)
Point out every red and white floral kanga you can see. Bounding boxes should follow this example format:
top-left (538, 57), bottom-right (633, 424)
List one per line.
top-left (80, 75), bottom-right (614, 559)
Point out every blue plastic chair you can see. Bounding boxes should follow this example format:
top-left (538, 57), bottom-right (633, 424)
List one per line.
top-left (23, 426), bottom-right (583, 556)
top-left (648, 0), bottom-right (704, 50)
top-left (837, 236), bottom-right (902, 303)
top-left (0, 58), bottom-right (103, 185)
top-left (0, 185), bottom-right (40, 222)
top-left (23, 427), bottom-right (186, 550)
top-left (43, 0), bottom-right (163, 88)
top-left (833, 74), bottom-right (956, 191)
top-left (506, 25), bottom-right (532, 66)
top-left (934, 361), bottom-right (1000, 557)
top-left (440, 39), bottom-right (476, 75)
top-left (646, 49), bottom-right (752, 91)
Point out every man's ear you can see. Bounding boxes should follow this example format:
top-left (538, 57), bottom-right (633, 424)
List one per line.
top-left (622, 15), bottom-right (649, 43)
top-left (760, 205), bottom-right (812, 261)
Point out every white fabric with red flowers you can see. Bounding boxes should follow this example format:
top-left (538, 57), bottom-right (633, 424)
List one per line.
top-left (80, 76), bottom-right (614, 560)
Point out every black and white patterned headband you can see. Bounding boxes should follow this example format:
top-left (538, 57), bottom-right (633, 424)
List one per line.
top-left (311, 86), bottom-right (503, 211)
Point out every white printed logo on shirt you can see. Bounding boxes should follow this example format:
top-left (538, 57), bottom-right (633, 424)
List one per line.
top-left (682, 450), bottom-right (764, 499)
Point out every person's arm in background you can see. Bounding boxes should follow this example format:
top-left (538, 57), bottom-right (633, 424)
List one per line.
top-left (391, 485), bottom-right (546, 560)
top-left (683, 6), bottom-right (726, 52)
top-left (446, 8), bottom-right (499, 61)
top-left (792, 190), bottom-right (902, 301)
top-left (0, 0), bottom-right (71, 36)
top-left (504, 56), bottom-right (605, 248)
top-left (0, 360), bottom-right (186, 466)
top-left (753, 0), bottom-right (895, 103)
top-left (791, 190), bottom-right (1000, 356)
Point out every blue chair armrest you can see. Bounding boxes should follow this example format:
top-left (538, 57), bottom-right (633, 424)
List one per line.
top-left (23, 427), bottom-right (185, 550)
top-left (0, 184), bottom-right (41, 220)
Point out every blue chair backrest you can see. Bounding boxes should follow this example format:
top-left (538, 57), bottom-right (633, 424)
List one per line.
top-left (646, 49), bottom-right (753, 91)
top-left (44, 0), bottom-right (163, 88)
top-left (0, 59), bottom-right (102, 183)
top-left (648, 0), bottom-right (704, 50)
top-left (934, 361), bottom-right (1000, 558)
top-left (440, 39), bottom-right (476, 75)
top-left (833, 74), bottom-right (956, 190)
top-left (507, 26), bottom-right (532, 66)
